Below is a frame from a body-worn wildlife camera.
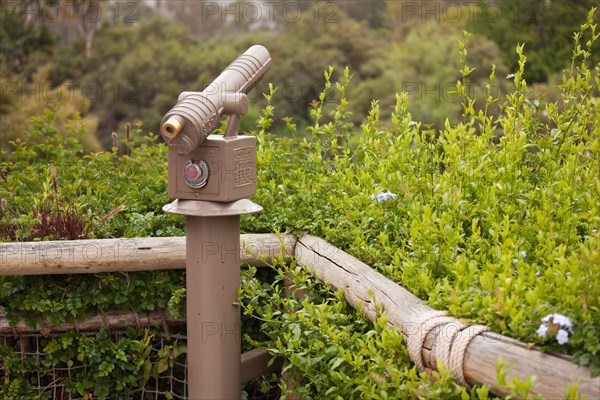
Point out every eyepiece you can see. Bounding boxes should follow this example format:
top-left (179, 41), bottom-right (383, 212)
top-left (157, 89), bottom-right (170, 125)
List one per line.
top-left (162, 115), bottom-right (184, 139)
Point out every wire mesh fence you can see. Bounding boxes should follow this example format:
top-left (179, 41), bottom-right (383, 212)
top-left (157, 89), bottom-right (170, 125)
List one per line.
top-left (0, 324), bottom-right (280, 399)
top-left (1, 330), bottom-right (187, 399)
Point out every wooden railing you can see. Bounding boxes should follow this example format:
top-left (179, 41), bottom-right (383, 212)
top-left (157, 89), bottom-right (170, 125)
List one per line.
top-left (1, 234), bottom-right (598, 399)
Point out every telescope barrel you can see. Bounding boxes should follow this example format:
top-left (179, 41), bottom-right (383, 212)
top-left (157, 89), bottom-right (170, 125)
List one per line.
top-left (180, 44), bottom-right (272, 100)
top-left (160, 45), bottom-right (272, 154)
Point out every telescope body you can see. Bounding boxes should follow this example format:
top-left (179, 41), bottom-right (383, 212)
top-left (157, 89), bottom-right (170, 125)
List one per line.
top-left (168, 134), bottom-right (256, 201)
top-left (159, 45), bottom-right (271, 202)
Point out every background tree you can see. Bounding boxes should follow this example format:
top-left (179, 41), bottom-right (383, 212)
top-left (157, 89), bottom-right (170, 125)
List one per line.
top-left (0, 0), bottom-right (55, 73)
top-left (0, 63), bottom-right (101, 152)
top-left (335, 0), bottom-right (387, 29)
top-left (468, 0), bottom-right (600, 82)
top-left (162, 0), bottom-right (225, 37)
top-left (2, 0), bottom-right (597, 150)
top-left (64, 0), bottom-right (106, 58)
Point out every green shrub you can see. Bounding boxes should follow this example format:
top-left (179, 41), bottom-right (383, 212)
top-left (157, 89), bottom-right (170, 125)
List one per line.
top-left (243, 12), bottom-right (600, 389)
top-left (468, 0), bottom-right (600, 82)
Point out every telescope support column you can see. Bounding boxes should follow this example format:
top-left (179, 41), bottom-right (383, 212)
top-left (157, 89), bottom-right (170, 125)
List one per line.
top-left (163, 199), bottom-right (262, 400)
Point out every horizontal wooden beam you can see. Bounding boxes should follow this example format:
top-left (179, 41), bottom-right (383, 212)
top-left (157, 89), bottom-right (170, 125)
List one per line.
top-left (241, 348), bottom-right (284, 384)
top-left (0, 308), bottom-right (184, 334)
top-left (0, 234), bottom-right (296, 275)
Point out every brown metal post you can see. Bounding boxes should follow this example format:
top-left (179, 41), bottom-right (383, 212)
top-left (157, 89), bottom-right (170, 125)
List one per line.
top-left (163, 199), bottom-right (262, 399)
top-left (187, 214), bottom-right (239, 399)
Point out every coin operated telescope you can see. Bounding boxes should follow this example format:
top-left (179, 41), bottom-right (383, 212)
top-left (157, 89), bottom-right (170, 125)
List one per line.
top-left (161, 45), bottom-right (271, 400)
top-left (160, 44), bottom-right (271, 202)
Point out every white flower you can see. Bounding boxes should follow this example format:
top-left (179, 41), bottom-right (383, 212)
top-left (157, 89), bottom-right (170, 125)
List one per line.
top-left (537, 313), bottom-right (573, 344)
top-left (536, 324), bottom-right (548, 337)
top-left (534, 270), bottom-right (541, 278)
top-left (556, 329), bottom-right (569, 345)
top-left (519, 251), bottom-right (527, 258)
top-left (371, 191), bottom-right (398, 203)
top-left (541, 313), bottom-right (573, 332)
top-left (512, 258), bottom-right (519, 266)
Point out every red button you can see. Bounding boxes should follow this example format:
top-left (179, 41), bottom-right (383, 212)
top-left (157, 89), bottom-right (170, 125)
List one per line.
top-left (184, 163), bottom-right (200, 181)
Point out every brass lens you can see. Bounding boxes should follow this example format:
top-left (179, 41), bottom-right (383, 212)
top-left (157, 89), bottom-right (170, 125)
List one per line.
top-left (162, 116), bottom-right (184, 139)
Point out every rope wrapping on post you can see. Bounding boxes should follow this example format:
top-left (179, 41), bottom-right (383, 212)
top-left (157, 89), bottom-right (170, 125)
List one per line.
top-left (406, 310), bottom-right (491, 387)
top-left (406, 310), bottom-right (452, 371)
top-left (444, 324), bottom-right (490, 386)
top-left (432, 320), bottom-right (466, 376)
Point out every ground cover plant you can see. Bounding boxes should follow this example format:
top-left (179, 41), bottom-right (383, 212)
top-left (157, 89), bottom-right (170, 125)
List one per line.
top-left (1, 10), bottom-right (599, 399)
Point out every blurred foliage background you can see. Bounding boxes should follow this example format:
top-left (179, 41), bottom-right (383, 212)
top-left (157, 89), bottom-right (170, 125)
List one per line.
top-left (2, 0), bottom-right (598, 150)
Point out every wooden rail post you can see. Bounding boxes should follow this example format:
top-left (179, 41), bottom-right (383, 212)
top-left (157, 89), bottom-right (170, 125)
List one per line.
top-left (0, 234), bottom-right (295, 275)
